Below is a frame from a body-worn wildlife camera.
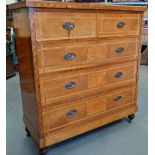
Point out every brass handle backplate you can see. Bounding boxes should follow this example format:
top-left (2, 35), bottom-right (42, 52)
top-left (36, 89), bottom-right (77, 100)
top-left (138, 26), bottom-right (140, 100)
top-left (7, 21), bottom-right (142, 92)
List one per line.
top-left (117, 21), bottom-right (126, 28)
top-left (116, 47), bottom-right (125, 53)
top-left (64, 53), bottom-right (76, 60)
top-left (65, 82), bottom-right (76, 89)
top-left (115, 72), bottom-right (123, 78)
top-left (114, 96), bottom-right (122, 102)
top-left (66, 109), bottom-right (77, 117)
top-left (63, 22), bottom-right (75, 31)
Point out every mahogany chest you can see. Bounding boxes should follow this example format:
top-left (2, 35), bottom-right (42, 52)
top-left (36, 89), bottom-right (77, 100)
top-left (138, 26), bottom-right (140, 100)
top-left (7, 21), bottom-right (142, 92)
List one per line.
top-left (8, 1), bottom-right (146, 155)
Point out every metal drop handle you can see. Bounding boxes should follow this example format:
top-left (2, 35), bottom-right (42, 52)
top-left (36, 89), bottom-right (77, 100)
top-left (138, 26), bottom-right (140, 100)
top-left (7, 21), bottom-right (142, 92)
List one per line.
top-left (117, 21), bottom-right (126, 28)
top-left (64, 53), bottom-right (76, 60)
top-left (65, 82), bottom-right (76, 89)
top-left (116, 47), bottom-right (125, 53)
top-left (63, 22), bottom-right (75, 31)
top-left (114, 96), bottom-right (122, 102)
top-left (115, 72), bottom-right (123, 78)
top-left (66, 109), bottom-right (77, 117)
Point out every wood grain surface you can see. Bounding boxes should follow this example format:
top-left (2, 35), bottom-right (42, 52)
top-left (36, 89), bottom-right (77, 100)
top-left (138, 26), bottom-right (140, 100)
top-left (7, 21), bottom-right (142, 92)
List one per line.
top-left (8, 1), bottom-right (147, 12)
top-left (36, 38), bottom-right (139, 71)
top-left (10, 2), bottom-right (145, 149)
top-left (42, 86), bottom-right (136, 133)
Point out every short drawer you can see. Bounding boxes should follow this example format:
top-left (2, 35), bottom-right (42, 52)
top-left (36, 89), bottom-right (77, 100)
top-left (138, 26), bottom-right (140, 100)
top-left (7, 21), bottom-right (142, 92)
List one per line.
top-left (97, 12), bottom-right (141, 37)
top-left (43, 101), bottom-right (87, 130)
top-left (34, 10), bottom-right (96, 41)
top-left (44, 75), bottom-right (88, 99)
top-left (106, 87), bottom-right (135, 110)
top-left (88, 64), bottom-right (136, 88)
top-left (37, 39), bottom-right (138, 70)
top-left (37, 45), bottom-right (88, 68)
top-left (40, 62), bottom-right (137, 103)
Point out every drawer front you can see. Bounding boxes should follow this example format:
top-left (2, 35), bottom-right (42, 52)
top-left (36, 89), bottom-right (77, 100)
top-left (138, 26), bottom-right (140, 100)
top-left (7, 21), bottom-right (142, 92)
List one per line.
top-left (106, 40), bottom-right (138, 59)
top-left (106, 88), bottom-right (135, 110)
top-left (43, 86), bottom-right (136, 132)
top-left (88, 65), bottom-right (136, 88)
top-left (37, 46), bottom-right (88, 68)
top-left (87, 96), bottom-right (106, 116)
top-left (34, 10), bottom-right (96, 41)
top-left (44, 75), bottom-right (88, 100)
top-left (37, 39), bottom-right (138, 70)
top-left (43, 101), bottom-right (87, 130)
top-left (97, 12), bottom-right (141, 37)
top-left (87, 86), bottom-right (136, 116)
top-left (41, 63), bottom-right (137, 102)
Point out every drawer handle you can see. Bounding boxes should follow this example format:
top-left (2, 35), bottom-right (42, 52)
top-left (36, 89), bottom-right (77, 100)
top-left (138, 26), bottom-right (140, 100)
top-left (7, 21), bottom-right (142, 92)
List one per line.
top-left (115, 72), bottom-right (123, 78)
top-left (114, 96), bottom-right (122, 102)
top-left (116, 47), bottom-right (125, 53)
top-left (63, 22), bottom-right (75, 31)
top-left (66, 109), bottom-right (77, 117)
top-left (117, 21), bottom-right (126, 29)
top-left (65, 82), bottom-right (76, 89)
top-left (64, 53), bottom-right (76, 60)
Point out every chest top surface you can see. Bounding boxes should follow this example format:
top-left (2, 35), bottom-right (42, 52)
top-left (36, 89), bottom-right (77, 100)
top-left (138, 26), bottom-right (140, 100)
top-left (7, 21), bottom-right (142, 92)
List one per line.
top-left (8, 1), bottom-right (147, 12)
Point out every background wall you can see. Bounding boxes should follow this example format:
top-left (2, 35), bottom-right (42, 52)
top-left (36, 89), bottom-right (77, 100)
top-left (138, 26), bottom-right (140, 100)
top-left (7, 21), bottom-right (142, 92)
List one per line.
top-left (6, 0), bottom-right (17, 4)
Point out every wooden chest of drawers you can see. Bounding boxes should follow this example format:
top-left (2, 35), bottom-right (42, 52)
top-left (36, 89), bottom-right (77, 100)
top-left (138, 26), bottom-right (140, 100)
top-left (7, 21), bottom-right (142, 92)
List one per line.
top-left (9, 1), bottom-right (146, 155)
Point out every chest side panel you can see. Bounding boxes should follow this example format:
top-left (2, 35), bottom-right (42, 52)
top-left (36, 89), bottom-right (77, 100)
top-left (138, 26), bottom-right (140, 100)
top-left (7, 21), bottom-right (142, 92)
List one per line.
top-left (12, 8), bottom-right (41, 143)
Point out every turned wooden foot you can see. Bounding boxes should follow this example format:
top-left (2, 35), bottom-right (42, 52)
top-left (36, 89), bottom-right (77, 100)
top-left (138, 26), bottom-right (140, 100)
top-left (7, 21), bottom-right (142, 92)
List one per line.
top-left (25, 127), bottom-right (31, 137)
top-left (39, 148), bottom-right (47, 155)
top-left (128, 114), bottom-right (135, 122)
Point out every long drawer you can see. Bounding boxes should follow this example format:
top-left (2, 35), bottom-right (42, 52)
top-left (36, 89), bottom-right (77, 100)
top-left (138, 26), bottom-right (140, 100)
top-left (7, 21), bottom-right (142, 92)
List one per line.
top-left (40, 62), bottom-right (137, 104)
top-left (43, 86), bottom-right (136, 132)
top-left (37, 38), bottom-right (139, 72)
top-left (34, 10), bottom-right (140, 42)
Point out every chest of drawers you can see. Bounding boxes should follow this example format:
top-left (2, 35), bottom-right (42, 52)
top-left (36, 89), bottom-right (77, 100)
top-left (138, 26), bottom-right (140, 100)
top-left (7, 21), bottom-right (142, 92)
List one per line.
top-left (9, 1), bottom-right (146, 155)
